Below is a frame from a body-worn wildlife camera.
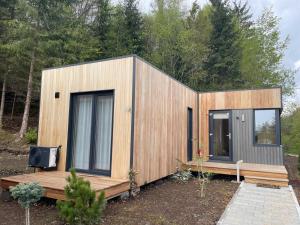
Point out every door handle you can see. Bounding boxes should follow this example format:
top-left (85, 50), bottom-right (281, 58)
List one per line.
top-left (226, 133), bottom-right (231, 139)
top-left (209, 133), bottom-right (213, 136)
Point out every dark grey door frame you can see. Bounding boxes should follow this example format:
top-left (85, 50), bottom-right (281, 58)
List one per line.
top-left (209, 110), bottom-right (233, 161)
top-left (66, 90), bottom-right (114, 176)
top-left (187, 107), bottom-right (193, 161)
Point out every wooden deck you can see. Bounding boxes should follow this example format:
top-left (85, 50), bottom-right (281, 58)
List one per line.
top-left (183, 161), bottom-right (289, 186)
top-left (0, 171), bottom-right (130, 200)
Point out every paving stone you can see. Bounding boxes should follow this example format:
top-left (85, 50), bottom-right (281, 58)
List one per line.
top-left (218, 182), bottom-right (300, 225)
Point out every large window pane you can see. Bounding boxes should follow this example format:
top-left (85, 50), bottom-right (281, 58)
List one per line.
top-left (72, 95), bottom-right (93, 170)
top-left (93, 95), bottom-right (113, 170)
top-left (254, 109), bottom-right (277, 145)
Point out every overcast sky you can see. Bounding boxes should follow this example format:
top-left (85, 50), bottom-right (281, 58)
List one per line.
top-left (133, 0), bottom-right (300, 104)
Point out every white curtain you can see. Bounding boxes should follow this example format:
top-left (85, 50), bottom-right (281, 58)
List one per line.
top-left (94, 95), bottom-right (113, 170)
top-left (72, 95), bottom-right (93, 170)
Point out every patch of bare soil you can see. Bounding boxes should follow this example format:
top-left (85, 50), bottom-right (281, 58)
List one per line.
top-left (0, 177), bottom-right (237, 225)
top-left (284, 155), bottom-right (300, 202)
top-left (0, 137), bottom-right (238, 225)
top-left (0, 151), bottom-right (32, 178)
top-left (0, 129), bottom-right (29, 154)
top-left (102, 177), bottom-right (238, 225)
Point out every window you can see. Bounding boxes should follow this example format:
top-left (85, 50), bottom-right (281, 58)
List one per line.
top-left (254, 109), bottom-right (280, 145)
top-left (68, 91), bottom-right (114, 176)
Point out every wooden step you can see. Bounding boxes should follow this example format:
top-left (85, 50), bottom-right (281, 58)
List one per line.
top-left (244, 175), bottom-right (289, 187)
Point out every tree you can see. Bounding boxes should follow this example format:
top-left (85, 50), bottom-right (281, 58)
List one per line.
top-left (10, 182), bottom-right (44, 225)
top-left (92, 0), bottom-right (112, 59)
top-left (106, 0), bottom-right (144, 57)
top-left (0, 0), bottom-right (17, 128)
top-left (281, 107), bottom-right (300, 154)
top-left (144, 0), bottom-right (187, 82)
top-left (184, 3), bottom-right (212, 91)
top-left (203, 0), bottom-right (243, 90)
top-left (232, 0), bottom-right (253, 30)
top-left (123, 0), bottom-right (145, 55)
top-left (230, 3), bottom-right (295, 95)
top-left (16, 0), bottom-right (98, 139)
top-left (57, 169), bottom-right (106, 225)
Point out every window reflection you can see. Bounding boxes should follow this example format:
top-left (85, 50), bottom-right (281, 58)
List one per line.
top-left (254, 109), bottom-right (278, 145)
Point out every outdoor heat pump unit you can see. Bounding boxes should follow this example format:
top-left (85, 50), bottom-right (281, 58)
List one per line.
top-left (28, 146), bottom-right (61, 169)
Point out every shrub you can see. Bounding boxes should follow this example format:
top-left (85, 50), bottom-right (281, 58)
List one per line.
top-left (10, 182), bottom-right (44, 225)
top-left (172, 168), bottom-right (193, 182)
top-left (57, 168), bottom-right (106, 225)
top-left (25, 128), bottom-right (38, 144)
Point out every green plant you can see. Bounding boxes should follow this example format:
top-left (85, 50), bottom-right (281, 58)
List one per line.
top-left (10, 182), bottom-right (44, 225)
top-left (195, 149), bottom-right (213, 198)
top-left (57, 168), bottom-right (106, 225)
top-left (25, 128), bottom-right (38, 144)
top-left (172, 167), bottom-right (193, 183)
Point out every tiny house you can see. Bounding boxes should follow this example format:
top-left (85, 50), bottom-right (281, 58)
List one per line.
top-left (1, 55), bottom-right (288, 199)
top-left (38, 55), bottom-right (198, 187)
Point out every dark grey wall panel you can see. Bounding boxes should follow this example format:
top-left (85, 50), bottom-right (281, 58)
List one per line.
top-left (231, 110), bottom-right (283, 165)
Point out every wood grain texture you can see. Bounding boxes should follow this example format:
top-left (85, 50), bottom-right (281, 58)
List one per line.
top-left (0, 171), bottom-right (130, 200)
top-left (38, 57), bottom-right (133, 180)
top-left (183, 161), bottom-right (288, 179)
top-left (133, 58), bottom-right (198, 186)
top-left (198, 88), bottom-right (282, 159)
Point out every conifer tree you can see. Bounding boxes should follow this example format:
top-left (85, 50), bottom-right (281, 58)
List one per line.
top-left (93, 0), bottom-right (112, 59)
top-left (204, 0), bottom-right (242, 90)
top-left (57, 169), bottom-right (106, 225)
top-left (123, 0), bottom-right (144, 55)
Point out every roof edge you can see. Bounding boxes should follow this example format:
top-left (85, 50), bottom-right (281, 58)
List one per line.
top-left (42, 54), bottom-right (137, 71)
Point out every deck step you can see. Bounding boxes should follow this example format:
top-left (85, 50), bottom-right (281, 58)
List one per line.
top-left (244, 175), bottom-right (289, 187)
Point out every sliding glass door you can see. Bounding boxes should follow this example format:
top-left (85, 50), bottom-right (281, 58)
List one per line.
top-left (67, 91), bottom-right (114, 176)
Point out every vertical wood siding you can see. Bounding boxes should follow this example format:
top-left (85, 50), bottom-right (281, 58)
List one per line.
top-left (232, 110), bottom-right (283, 165)
top-left (133, 58), bottom-right (199, 186)
top-left (38, 57), bottom-right (133, 180)
top-left (199, 88), bottom-right (282, 160)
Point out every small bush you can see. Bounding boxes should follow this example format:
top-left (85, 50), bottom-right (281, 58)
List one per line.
top-left (10, 182), bottom-right (44, 225)
top-left (10, 182), bottom-right (44, 208)
top-left (172, 168), bottom-right (193, 182)
top-left (25, 128), bottom-right (38, 144)
top-left (57, 168), bottom-right (106, 225)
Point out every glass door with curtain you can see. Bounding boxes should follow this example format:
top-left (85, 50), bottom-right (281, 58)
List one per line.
top-left (209, 110), bottom-right (232, 161)
top-left (67, 91), bottom-right (114, 176)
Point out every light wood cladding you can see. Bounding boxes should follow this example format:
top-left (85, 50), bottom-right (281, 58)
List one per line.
top-left (38, 57), bottom-right (133, 180)
top-left (198, 88), bottom-right (282, 159)
top-left (0, 171), bottom-right (130, 200)
top-left (133, 58), bottom-right (198, 186)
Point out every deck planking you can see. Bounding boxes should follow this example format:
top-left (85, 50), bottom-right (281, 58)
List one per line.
top-left (0, 171), bottom-right (130, 200)
top-left (183, 161), bottom-right (289, 186)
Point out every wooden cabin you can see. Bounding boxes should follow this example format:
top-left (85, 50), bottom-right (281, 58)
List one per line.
top-left (0, 55), bottom-right (288, 200)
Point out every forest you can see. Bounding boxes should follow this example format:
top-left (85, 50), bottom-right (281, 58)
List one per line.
top-left (0, 0), bottom-right (297, 152)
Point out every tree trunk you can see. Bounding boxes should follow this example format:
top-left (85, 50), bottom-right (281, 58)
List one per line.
top-left (19, 51), bottom-right (35, 139)
top-left (25, 207), bottom-right (30, 225)
top-left (10, 92), bottom-right (16, 120)
top-left (0, 75), bottom-right (7, 129)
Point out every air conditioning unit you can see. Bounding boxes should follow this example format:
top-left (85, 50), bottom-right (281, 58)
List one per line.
top-left (28, 146), bottom-right (61, 169)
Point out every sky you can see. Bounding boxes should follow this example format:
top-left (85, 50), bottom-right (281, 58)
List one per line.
top-left (133, 0), bottom-right (300, 104)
